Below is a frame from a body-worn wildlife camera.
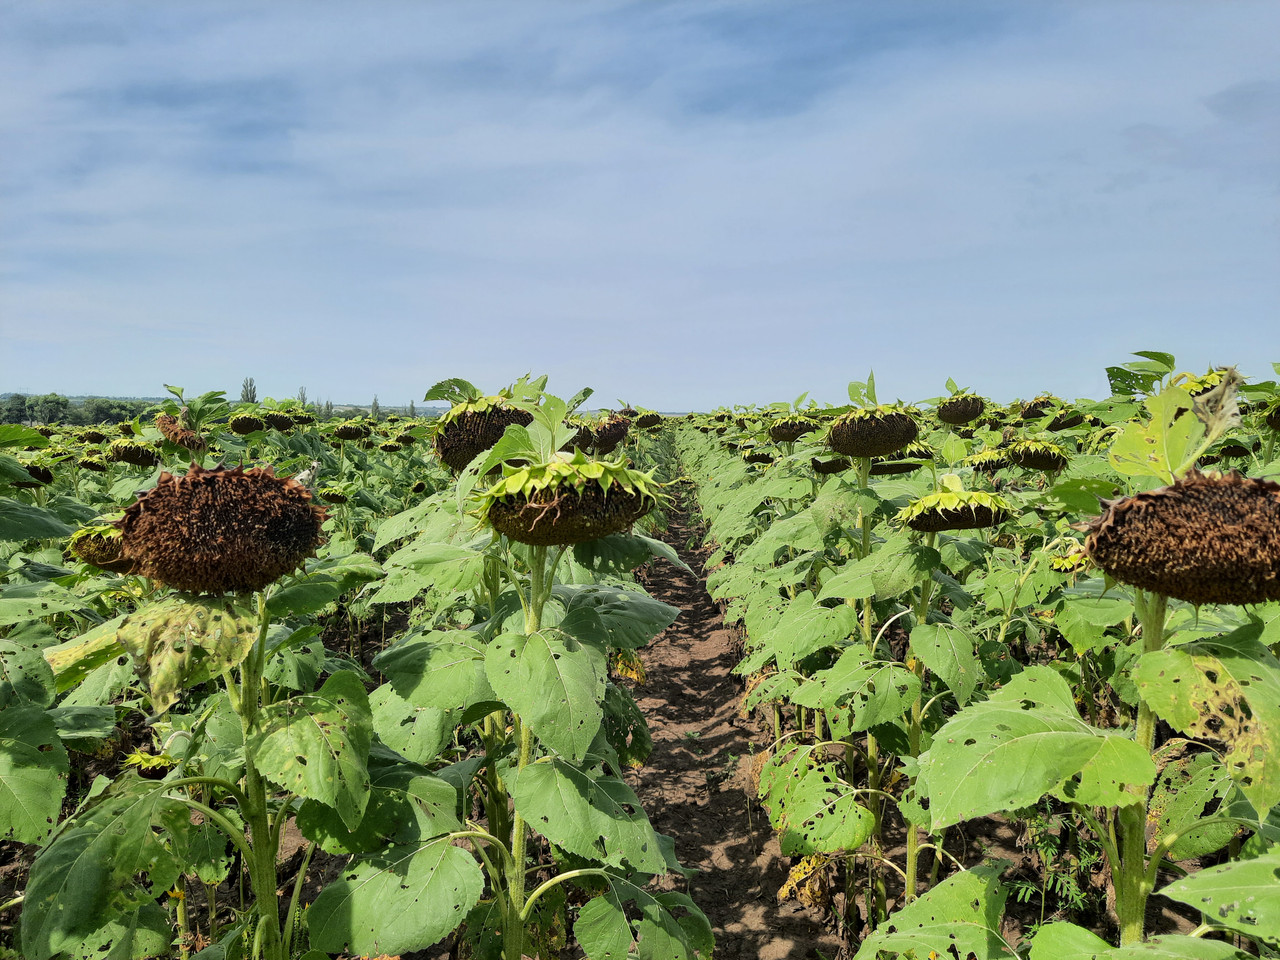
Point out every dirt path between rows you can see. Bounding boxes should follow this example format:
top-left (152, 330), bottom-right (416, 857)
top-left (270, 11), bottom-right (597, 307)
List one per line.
top-left (626, 504), bottom-right (843, 960)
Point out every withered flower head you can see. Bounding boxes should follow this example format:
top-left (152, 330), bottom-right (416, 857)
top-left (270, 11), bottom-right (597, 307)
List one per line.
top-left (119, 463), bottom-right (326, 594)
top-left (69, 526), bottom-right (135, 575)
top-left (156, 413), bottom-right (206, 452)
top-left (937, 394), bottom-right (986, 426)
top-left (1081, 470), bottom-right (1280, 605)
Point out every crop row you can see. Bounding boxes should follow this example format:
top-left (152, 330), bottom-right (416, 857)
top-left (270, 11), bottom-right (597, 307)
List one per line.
top-left (673, 353), bottom-right (1280, 957)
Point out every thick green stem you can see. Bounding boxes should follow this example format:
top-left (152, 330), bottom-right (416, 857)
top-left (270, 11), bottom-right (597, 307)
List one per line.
top-left (1116, 589), bottom-right (1168, 947)
top-left (503, 543), bottom-right (555, 959)
top-left (227, 593), bottom-right (284, 960)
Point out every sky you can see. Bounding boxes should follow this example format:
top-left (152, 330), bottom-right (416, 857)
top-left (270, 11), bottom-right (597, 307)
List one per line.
top-left (2, 1), bottom-right (1277, 411)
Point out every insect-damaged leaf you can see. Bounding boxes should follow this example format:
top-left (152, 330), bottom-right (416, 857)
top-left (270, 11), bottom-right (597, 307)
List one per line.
top-left (485, 629), bottom-right (606, 762)
top-left (22, 776), bottom-right (187, 960)
top-left (0, 704), bottom-right (68, 844)
top-left (115, 596), bottom-right (256, 714)
top-left (576, 878), bottom-right (714, 960)
top-left (1134, 623), bottom-right (1280, 814)
top-left (852, 864), bottom-right (1014, 960)
top-left (1161, 852), bottom-right (1280, 947)
top-left (373, 629), bottom-right (492, 712)
top-left (758, 744), bottom-right (873, 856)
top-left (308, 837), bottom-right (483, 956)
top-left (247, 670), bottom-right (372, 830)
top-left (918, 667), bottom-right (1154, 831)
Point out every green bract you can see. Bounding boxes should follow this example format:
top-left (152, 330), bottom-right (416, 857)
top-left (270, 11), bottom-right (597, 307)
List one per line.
top-left (896, 475), bottom-right (1012, 532)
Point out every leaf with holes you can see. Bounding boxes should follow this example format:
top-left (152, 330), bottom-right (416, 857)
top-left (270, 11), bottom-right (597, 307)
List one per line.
top-left (509, 757), bottom-right (665, 873)
top-left (369, 683), bottom-right (453, 766)
top-left (758, 744), bottom-right (874, 856)
top-left (853, 864), bottom-right (1014, 960)
top-left (247, 670), bottom-right (372, 830)
top-left (805, 646), bottom-right (919, 731)
top-left (1161, 852), bottom-right (1280, 947)
top-left (116, 596), bottom-right (257, 714)
top-left (917, 667), bottom-right (1152, 830)
top-left (1146, 747), bottom-right (1238, 860)
top-left (0, 704), bottom-right (68, 844)
top-left (22, 776), bottom-right (187, 960)
top-left (308, 837), bottom-right (483, 955)
top-left (0, 581), bottom-right (86, 628)
top-left (485, 630), bottom-right (606, 762)
top-left (575, 876), bottom-right (714, 960)
top-left (1134, 623), bottom-right (1280, 814)
top-left (0, 621), bottom-right (57, 708)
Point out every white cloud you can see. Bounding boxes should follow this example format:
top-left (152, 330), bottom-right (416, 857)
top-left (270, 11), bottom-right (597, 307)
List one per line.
top-left (2, 1), bottom-right (1277, 406)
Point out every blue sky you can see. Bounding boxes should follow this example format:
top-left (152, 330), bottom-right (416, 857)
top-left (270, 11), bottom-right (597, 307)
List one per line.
top-left (2, 1), bottom-right (1277, 410)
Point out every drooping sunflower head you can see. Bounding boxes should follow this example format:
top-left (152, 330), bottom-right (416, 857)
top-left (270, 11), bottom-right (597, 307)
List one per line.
top-left (1081, 470), bottom-right (1280, 605)
top-left (118, 463), bottom-right (326, 594)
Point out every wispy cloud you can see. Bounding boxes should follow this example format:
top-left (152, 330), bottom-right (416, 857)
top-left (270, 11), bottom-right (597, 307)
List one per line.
top-left (2, 1), bottom-right (1277, 406)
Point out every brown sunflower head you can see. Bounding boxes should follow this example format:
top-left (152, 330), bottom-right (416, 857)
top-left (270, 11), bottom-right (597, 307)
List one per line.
top-left (828, 408), bottom-right (918, 459)
top-left (1081, 470), bottom-right (1280, 605)
top-left (156, 413), bottom-right (206, 452)
top-left (488, 482), bottom-right (655, 546)
top-left (118, 463), bottom-right (326, 594)
top-left (68, 525), bottom-right (136, 575)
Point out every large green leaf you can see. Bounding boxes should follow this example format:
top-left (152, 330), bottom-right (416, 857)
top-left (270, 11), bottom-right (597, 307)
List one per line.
top-left (1056, 595), bottom-right (1133, 655)
top-left (1147, 747), bottom-right (1238, 860)
top-left (116, 596), bottom-right (257, 714)
top-left (852, 865), bottom-right (1014, 960)
top-left (1030, 922), bottom-right (1249, 959)
top-left (371, 540), bottom-right (485, 605)
top-left (297, 748), bottom-right (460, 855)
top-left (369, 683), bottom-right (453, 766)
top-left (1134, 624), bottom-right (1280, 813)
top-left (572, 533), bottom-right (690, 576)
top-left (804, 646), bottom-right (919, 731)
top-left (0, 621), bottom-right (58, 707)
top-left (373, 629), bottom-right (492, 712)
top-left (817, 533), bottom-right (941, 602)
top-left (757, 593), bottom-right (859, 669)
top-left (265, 553), bottom-right (381, 617)
top-left (0, 704), bottom-right (68, 843)
top-left (308, 837), bottom-right (483, 955)
top-left (1161, 852), bottom-right (1280, 946)
top-left (758, 744), bottom-right (874, 855)
top-left (44, 614), bottom-right (128, 693)
top-left (1108, 384), bottom-right (1200, 485)
top-left (0, 498), bottom-right (74, 541)
top-left (510, 757), bottom-right (665, 873)
top-left (371, 493), bottom-right (468, 552)
top-left (486, 630), bottom-right (606, 762)
top-left (909, 622), bottom-right (979, 706)
top-left (576, 879), bottom-right (714, 960)
top-left (0, 581), bottom-right (87, 628)
top-left (918, 667), bottom-right (1154, 830)
top-left (247, 670), bottom-right (372, 830)
top-left (557, 584), bottom-right (680, 650)
top-left (22, 777), bottom-right (186, 960)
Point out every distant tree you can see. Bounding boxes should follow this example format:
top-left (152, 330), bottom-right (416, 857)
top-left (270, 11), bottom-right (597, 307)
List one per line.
top-left (241, 377), bottom-right (257, 404)
top-left (29, 393), bottom-right (70, 425)
top-left (370, 395), bottom-right (381, 421)
top-left (297, 386), bottom-right (307, 408)
top-left (1, 394), bottom-right (29, 425)
top-left (408, 399), bottom-right (416, 418)
top-left (322, 400), bottom-right (333, 418)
